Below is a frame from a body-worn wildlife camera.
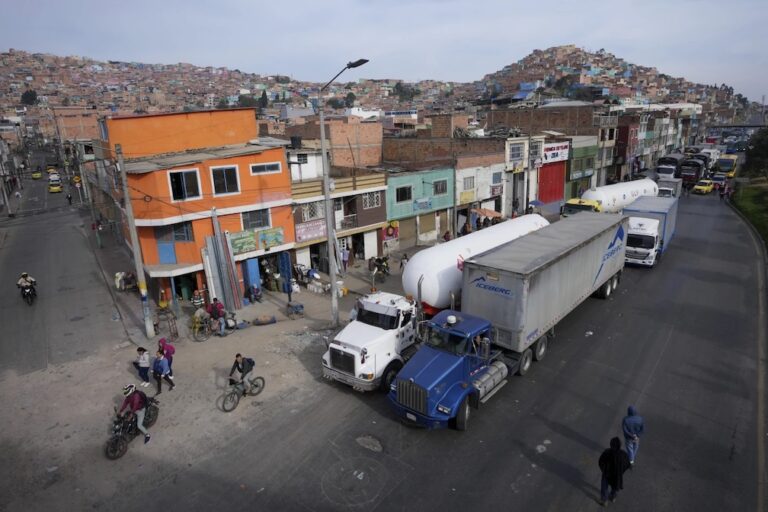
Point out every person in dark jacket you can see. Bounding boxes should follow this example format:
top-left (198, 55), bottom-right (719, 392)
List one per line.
top-left (152, 350), bottom-right (175, 394)
top-left (622, 405), bottom-right (645, 464)
top-left (598, 437), bottom-right (631, 505)
top-left (229, 353), bottom-right (256, 396)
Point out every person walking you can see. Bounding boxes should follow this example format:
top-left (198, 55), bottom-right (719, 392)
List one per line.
top-left (598, 437), bottom-right (631, 506)
top-left (132, 347), bottom-right (151, 387)
top-left (513, 197), bottom-right (520, 215)
top-left (152, 350), bottom-right (175, 394)
top-left (400, 253), bottom-right (409, 271)
top-left (158, 338), bottom-right (175, 377)
top-left (622, 405), bottom-right (645, 465)
top-left (66, 193), bottom-right (72, 205)
top-left (341, 247), bottom-right (350, 273)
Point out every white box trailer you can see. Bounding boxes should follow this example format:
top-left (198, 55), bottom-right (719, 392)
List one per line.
top-left (462, 213), bottom-right (628, 358)
top-left (623, 196), bottom-right (678, 267)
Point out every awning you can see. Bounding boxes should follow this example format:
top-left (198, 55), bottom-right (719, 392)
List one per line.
top-left (471, 207), bottom-right (502, 218)
top-left (144, 263), bottom-right (203, 278)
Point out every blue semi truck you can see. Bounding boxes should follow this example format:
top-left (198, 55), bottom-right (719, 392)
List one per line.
top-left (388, 213), bottom-right (628, 430)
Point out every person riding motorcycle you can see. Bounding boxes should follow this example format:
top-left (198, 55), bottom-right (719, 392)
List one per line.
top-left (229, 353), bottom-right (256, 396)
top-left (118, 384), bottom-right (151, 444)
top-left (16, 272), bottom-right (37, 298)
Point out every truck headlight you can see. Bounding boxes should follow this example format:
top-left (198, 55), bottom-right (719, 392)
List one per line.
top-left (437, 404), bottom-right (452, 415)
top-left (358, 373), bottom-right (374, 380)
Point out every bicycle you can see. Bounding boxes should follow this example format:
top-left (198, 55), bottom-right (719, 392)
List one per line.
top-left (222, 376), bottom-right (265, 412)
top-left (192, 316), bottom-right (213, 342)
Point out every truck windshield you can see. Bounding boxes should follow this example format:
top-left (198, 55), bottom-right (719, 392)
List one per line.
top-left (627, 234), bottom-right (655, 249)
top-left (658, 189), bottom-right (672, 198)
top-left (356, 309), bottom-right (399, 330)
top-left (563, 203), bottom-right (594, 215)
top-left (717, 159), bottom-right (734, 171)
top-left (424, 327), bottom-right (469, 356)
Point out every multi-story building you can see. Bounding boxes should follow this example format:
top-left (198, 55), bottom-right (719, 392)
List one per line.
top-left (564, 136), bottom-right (598, 198)
top-left (453, 153), bottom-right (506, 232)
top-left (99, 108), bottom-right (295, 310)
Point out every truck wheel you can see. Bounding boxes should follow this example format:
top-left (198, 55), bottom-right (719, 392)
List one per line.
top-left (455, 396), bottom-right (470, 431)
top-left (533, 336), bottom-right (548, 362)
top-left (601, 279), bottom-right (612, 299)
top-left (611, 274), bottom-right (620, 291)
top-left (380, 361), bottom-right (402, 392)
top-left (517, 348), bottom-right (533, 376)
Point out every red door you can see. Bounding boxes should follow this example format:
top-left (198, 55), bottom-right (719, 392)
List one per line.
top-left (538, 161), bottom-right (565, 203)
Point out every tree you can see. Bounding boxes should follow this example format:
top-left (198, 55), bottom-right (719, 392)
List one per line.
top-left (259, 90), bottom-right (269, 109)
top-left (237, 95), bottom-right (259, 108)
top-left (344, 92), bottom-right (356, 108)
top-left (21, 89), bottom-right (37, 105)
top-left (61, 97), bottom-right (71, 106)
top-left (326, 98), bottom-right (345, 109)
top-left (744, 128), bottom-right (768, 181)
top-left (216, 98), bottom-right (228, 109)
top-left (394, 82), bottom-right (421, 102)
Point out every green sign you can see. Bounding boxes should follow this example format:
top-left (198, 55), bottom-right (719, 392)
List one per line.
top-left (258, 227), bottom-right (284, 249)
top-left (229, 230), bottom-right (257, 255)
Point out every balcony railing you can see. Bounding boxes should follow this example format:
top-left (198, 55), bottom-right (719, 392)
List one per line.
top-left (338, 214), bottom-right (358, 231)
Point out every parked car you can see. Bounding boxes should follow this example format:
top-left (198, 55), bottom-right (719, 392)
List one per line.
top-left (693, 180), bottom-right (714, 194)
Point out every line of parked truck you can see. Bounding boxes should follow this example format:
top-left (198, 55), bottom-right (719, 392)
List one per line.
top-left (321, 170), bottom-right (682, 430)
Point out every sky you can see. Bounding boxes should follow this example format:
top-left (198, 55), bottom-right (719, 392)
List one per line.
top-left (1, 0), bottom-right (767, 101)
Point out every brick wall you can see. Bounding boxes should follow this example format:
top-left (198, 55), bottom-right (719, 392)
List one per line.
top-left (383, 137), bottom-right (506, 164)
top-left (485, 106), bottom-right (597, 136)
top-left (455, 153), bottom-right (505, 170)
top-left (285, 119), bottom-right (383, 168)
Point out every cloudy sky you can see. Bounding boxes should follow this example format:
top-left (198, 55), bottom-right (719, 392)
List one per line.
top-left (2, 0), bottom-right (766, 101)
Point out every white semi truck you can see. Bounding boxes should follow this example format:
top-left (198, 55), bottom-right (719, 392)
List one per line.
top-left (322, 214), bottom-right (550, 392)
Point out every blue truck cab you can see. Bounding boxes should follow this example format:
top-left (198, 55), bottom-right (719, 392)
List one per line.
top-left (388, 310), bottom-right (510, 431)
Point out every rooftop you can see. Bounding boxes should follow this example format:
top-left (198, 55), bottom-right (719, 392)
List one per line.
top-left (123, 142), bottom-right (273, 174)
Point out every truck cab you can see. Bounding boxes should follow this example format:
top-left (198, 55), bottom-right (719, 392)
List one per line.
top-left (388, 311), bottom-right (508, 430)
top-left (626, 217), bottom-right (661, 267)
top-left (322, 292), bottom-right (417, 392)
top-left (562, 198), bottom-right (602, 217)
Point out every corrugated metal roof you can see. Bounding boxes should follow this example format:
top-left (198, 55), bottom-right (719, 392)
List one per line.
top-left (467, 213), bottom-right (624, 275)
top-left (124, 144), bottom-right (272, 174)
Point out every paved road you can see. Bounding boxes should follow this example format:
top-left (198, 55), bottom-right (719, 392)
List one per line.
top-left (101, 191), bottom-right (765, 511)
top-left (0, 171), bottom-right (123, 375)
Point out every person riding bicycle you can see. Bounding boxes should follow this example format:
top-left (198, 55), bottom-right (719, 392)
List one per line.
top-left (16, 272), bottom-right (37, 298)
top-left (118, 384), bottom-right (151, 444)
top-left (229, 353), bottom-right (256, 396)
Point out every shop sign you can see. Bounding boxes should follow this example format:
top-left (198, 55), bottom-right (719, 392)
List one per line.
top-left (459, 190), bottom-right (475, 205)
top-left (258, 227), bottom-right (284, 250)
top-left (383, 220), bottom-right (399, 240)
top-left (542, 142), bottom-right (570, 163)
top-left (413, 197), bottom-right (433, 211)
top-left (229, 230), bottom-right (257, 255)
top-left (296, 219), bottom-right (326, 243)
top-left (490, 185), bottom-right (503, 197)
top-left (508, 161), bottom-right (525, 174)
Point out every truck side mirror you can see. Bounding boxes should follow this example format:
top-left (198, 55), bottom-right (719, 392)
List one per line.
top-left (480, 338), bottom-right (491, 359)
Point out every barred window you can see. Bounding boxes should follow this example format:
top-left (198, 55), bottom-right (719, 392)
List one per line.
top-left (463, 176), bottom-right (475, 190)
top-left (296, 154), bottom-right (308, 164)
top-left (396, 186), bottom-right (412, 203)
top-left (173, 222), bottom-right (193, 241)
top-left (433, 180), bottom-right (448, 196)
top-left (243, 209), bottom-right (270, 230)
top-left (362, 191), bottom-right (381, 209)
top-left (492, 172), bottom-right (502, 185)
top-left (250, 162), bottom-right (281, 175)
top-left (508, 143), bottom-right (524, 161)
top-left (301, 201), bottom-right (325, 222)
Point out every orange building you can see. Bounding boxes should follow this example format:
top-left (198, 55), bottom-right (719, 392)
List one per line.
top-left (105, 109), bottom-right (294, 308)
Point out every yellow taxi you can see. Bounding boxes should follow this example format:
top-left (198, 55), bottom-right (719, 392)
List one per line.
top-left (693, 179), bottom-right (714, 194)
top-left (48, 182), bottom-right (63, 193)
top-left (47, 167), bottom-right (58, 174)
top-left (31, 170), bottom-right (42, 179)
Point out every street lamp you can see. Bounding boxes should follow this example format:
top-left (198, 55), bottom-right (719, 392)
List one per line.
top-left (319, 58), bottom-right (369, 327)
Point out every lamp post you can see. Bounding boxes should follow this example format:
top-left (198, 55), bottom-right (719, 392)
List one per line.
top-left (319, 58), bottom-right (368, 327)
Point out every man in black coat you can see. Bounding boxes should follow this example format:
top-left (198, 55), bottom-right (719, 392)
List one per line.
top-left (598, 437), bottom-right (631, 506)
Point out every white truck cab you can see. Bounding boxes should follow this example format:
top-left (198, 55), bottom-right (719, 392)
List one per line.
top-left (322, 292), bottom-right (418, 392)
top-left (626, 217), bottom-right (661, 267)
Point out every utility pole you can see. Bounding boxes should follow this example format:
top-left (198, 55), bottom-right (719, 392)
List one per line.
top-left (0, 159), bottom-right (14, 217)
top-left (117, 144), bottom-right (155, 338)
top-left (77, 143), bottom-right (101, 248)
top-left (319, 102), bottom-right (340, 327)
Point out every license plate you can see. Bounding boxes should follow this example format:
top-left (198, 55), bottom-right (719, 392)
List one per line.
top-left (406, 413), bottom-right (416, 422)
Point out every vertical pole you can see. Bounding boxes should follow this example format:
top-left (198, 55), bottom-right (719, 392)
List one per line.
top-left (117, 144), bottom-right (155, 338)
top-left (77, 143), bottom-right (101, 248)
top-left (320, 103), bottom-right (339, 327)
top-left (1, 160), bottom-right (14, 217)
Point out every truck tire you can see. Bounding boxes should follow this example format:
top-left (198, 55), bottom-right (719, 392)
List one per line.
top-left (517, 348), bottom-right (533, 376)
top-left (455, 396), bottom-right (470, 431)
top-left (611, 274), bottom-right (620, 292)
top-left (600, 279), bottom-right (612, 299)
top-left (380, 361), bottom-right (402, 392)
top-left (533, 335), bottom-right (548, 362)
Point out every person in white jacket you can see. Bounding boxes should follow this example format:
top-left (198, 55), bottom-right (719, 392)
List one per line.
top-left (132, 347), bottom-right (151, 387)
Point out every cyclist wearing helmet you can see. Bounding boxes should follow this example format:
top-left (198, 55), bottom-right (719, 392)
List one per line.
top-left (119, 384), bottom-right (151, 444)
top-left (16, 272), bottom-right (37, 298)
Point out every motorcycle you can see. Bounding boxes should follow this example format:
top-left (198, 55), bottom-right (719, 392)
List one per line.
top-left (19, 284), bottom-right (36, 306)
top-left (369, 257), bottom-right (391, 283)
top-left (105, 397), bottom-right (160, 460)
